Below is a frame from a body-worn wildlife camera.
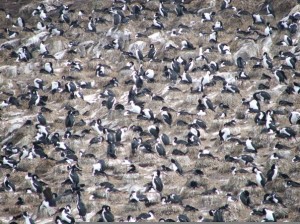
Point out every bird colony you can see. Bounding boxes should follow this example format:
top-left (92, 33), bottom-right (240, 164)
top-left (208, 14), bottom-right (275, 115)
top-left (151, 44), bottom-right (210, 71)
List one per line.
top-left (1, 0), bottom-right (300, 223)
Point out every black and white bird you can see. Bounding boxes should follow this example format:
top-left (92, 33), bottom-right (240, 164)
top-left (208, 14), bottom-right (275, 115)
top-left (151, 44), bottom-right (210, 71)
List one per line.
top-left (152, 170), bottom-right (163, 193)
top-left (51, 81), bottom-right (62, 94)
top-left (97, 205), bottom-right (114, 222)
top-left (266, 164), bottom-right (278, 182)
top-left (213, 20), bottom-right (224, 31)
top-left (135, 49), bottom-right (143, 62)
top-left (159, 1), bottom-right (168, 17)
top-left (29, 174), bottom-right (44, 193)
top-left (244, 98), bottom-right (260, 113)
top-left (244, 137), bottom-right (257, 153)
top-left (92, 159), bottom-right (106, 176)
top-left (160, 107), bottom-right (172, 126)
top-left (239, 190), bottom-right (251, 207)
top-left (252, 13), bottom-right (265, 24)
top-left (16, 16), bottom-right (25, 28)
top-left (76, 191), bottom-right (87, 221)
top-left (39, 41), bottom-right (49, 55)
top-left (201, 95), bottom-right (215, 112)
top-left (22, 211), bottom-right (35, 224)
top-left (276, 127), bottom-right (297, 139)
top-left (220, 0), bottom-right (232, 10)
top-left (223, 82), bottom-right (240, 94)
top-left (60, 205), bottom-right (75, 224)
top-left (68, 164), bottom-right (80, 188)
top-left (147, 44), bottom-right (157, 60)
top-left (184, 58), bottom-right (194, 72)
top-left (152, 15), bottom-right (164, 29)
top-left (65, 110), bottom-right (75, 129)
top-left (181, 40), bottom-right (196, 50)
top-left (262, 208), bottom-right (276, 222)
top-left (155, 139), bottom-right (166, 157)
top-left (273, 68), bottom-right (287, 84)
top-left (253, 91), bottom-right (271, 102)
top-left (39, 187), bottom-right (56, 214)
top-left (87, 17), bottom-right (96, 32)
top-left (170, 158), bottom-right (183, 175)
top-left (1, 155), bottom-right (19, 169)
top-left (236, 57), bottom-right (246, 69)
top-left (148, 125), bottom-right (159, 139)
top-left (276, 34), bottom-right (293, 46)
top-left (202, 11), bottom-right (216, 22)
top-left (252, 167), bottom-right (266, 188)
top-left (286, 180), bottom-right (300, 187)
top-left (16, 46), bottom-right (32, 62)
top-left (218, 43), bottom-right (231, 54)
top-left (3, 174), bottom-right (15, 192)
top-left (289, 111), bottom-right (300, 125)
top-left (284, 56), bottom-right (297, 69)
top-left (136, 210), bottom-right (155, 221)
top-left (40, 62), bottom-right (54, 74)
top-left (262, 52), bottom-right (273, 69)
top-left (219, 127), bottom-right (231, 142)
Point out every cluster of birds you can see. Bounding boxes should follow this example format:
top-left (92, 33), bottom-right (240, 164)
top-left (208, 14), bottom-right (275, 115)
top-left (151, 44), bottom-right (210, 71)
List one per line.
top-left (1, 0), bottom-right (300, 223)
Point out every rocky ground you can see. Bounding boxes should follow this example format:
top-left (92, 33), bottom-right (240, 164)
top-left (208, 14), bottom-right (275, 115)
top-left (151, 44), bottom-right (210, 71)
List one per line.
top-left (1, 0), bottom-right (300, 223)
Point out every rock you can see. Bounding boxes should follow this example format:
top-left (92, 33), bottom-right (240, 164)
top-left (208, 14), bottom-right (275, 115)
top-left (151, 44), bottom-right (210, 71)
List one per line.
top-left (0, 39), bottom-right (21, 50)
top-left (0, 65), bottom-right (18, 77)
top-left (233, 41), bottom-right (259, 63)
top-left (106, 27), bottom-right (131, 41)
top-left (128, 40), bottom-right (147, 53)
top-left (25, 31), bottom-right (49, 46)
top-left (148, 32), bottom-right (166, 43)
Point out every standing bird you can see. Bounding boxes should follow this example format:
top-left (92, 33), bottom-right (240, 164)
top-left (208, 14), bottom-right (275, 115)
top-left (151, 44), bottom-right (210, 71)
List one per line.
top-left (170, 159), bottom-right (183, 175)
top-left (16, 16), bottom-right (25, 28)
top-left (160, 107), bottom-right (172, 126)
top-left (148, 44), bottom-right (157, 60)
top-left (106, 96), bottom-right (116, 110)
top-left (184, 58), bottom-right (194, 72)
top-left (253, 167), bottom-right (266, 188)
top-left (159, 1), bottom-right (168, 17)
top-left (135, 49), bottom-right (144, 62)
top-left (266, 164), bottom-right (278, 182)
top-left (29, 174), bottom-right (44, 193)
top-left (152, 170), bottom-right (163, 193)
top-left (23, 211), bottom-right (35, 224)
top-left (28, 90), bottom-right (40, 109)
top-left (273, 68), bottom-right (287, 84)
top-left (202, 95), bottom-right (215, 112)
top-left (97, 205), bottom-right (114, 222)
top-left (87, 17), bottom-right (96, 32)
top-left (155, 139), bottom-right (166, 157)
top-left (3, 174), bottom-right (15, 192)
top-left (262, 52), bottom-right (273, 69)
top-left (65, 110), bottom-right (75, 129)
top-left (68, 165), bottom-right (80, 188)
top-left (39, 187), bottom-right (56, 215)
top-left (76, 191), bottom-right (87, 221)
top-left (37, 112), bottom-right (47, 125)
top-left (239, 190), bottom-right (251, 207)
